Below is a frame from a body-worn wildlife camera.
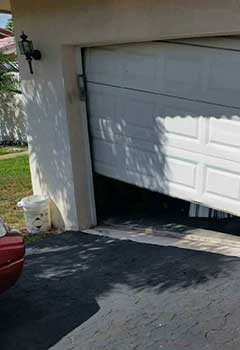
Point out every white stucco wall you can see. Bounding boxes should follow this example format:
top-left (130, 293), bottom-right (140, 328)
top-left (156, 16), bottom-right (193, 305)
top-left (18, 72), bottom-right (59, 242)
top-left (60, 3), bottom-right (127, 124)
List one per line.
top-left (0, 0), bottom-right (11, 12)
top-left (10, 0), bottom-right (240, 229)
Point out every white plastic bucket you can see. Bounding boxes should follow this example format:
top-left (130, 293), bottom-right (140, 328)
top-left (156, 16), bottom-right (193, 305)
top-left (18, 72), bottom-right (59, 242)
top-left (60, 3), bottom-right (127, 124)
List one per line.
top-left (17, 195), bottom-right (51, 234)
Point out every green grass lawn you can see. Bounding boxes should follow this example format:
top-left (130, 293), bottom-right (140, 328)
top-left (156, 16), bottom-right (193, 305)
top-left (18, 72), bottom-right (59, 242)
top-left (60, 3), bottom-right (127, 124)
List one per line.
top-left (0, 146), bottom-right (28, 156)
top-left (0, 155), bottom-right (32, 229)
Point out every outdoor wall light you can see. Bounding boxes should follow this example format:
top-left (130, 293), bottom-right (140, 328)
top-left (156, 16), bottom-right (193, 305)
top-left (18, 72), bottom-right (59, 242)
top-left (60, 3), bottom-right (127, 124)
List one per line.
top-left (18, 32), bottom-right (42, 74)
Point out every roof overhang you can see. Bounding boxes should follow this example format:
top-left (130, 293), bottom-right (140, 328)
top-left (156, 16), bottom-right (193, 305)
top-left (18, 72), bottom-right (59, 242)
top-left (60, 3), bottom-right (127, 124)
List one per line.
top-left (0, 0), bottom-right (11, 13)
top-left (0, 36), bottom-right (15, 54)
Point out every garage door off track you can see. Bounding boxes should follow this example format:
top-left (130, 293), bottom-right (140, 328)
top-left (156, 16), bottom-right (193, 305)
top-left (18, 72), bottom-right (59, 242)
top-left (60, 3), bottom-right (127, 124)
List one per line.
top-left (84, 38), bottom-right (240, 216)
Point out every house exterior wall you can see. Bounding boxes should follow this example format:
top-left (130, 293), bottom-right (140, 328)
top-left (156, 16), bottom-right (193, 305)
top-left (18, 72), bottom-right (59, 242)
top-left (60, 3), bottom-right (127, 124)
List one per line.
top-left (0, 0), bottom-right (10, 12)
top-left (10, 0), bottom-right (240, 229)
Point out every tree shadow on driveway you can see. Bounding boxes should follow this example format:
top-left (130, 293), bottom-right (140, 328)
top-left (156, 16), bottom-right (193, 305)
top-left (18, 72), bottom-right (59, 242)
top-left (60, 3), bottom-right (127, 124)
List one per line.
top-left (0, 232), bottom-right (239, 350)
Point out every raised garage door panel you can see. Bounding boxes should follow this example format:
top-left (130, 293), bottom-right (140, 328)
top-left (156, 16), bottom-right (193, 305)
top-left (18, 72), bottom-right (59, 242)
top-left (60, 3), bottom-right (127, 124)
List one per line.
top-left (84, 39), bottom-right (240, 215)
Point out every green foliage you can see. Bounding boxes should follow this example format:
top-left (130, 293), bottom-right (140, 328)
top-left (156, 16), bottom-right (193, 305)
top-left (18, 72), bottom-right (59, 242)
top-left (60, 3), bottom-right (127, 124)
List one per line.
top-left (5, 18), bottom-right (13, 32)
top-left (0, 52), bottom-right (21, 94)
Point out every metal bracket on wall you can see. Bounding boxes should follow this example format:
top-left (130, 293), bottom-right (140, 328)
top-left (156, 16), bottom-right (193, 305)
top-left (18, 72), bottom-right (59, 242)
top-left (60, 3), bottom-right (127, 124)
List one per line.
top-left (77, 74), bottom-right (86, 101)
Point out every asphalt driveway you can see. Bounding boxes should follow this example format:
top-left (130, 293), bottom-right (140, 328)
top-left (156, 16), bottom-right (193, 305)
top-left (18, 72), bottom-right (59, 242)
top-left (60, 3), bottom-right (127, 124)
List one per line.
top-left (1, 232), bottom-right (240, 350)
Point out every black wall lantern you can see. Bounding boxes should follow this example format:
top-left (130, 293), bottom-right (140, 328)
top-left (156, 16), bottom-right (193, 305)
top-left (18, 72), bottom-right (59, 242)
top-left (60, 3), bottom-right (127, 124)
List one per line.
top-left (18, 32), bottom-right (42, 74)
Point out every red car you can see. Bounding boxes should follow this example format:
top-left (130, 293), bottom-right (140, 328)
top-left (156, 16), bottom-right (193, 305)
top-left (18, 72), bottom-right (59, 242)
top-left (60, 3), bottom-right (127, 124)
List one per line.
top-left (0, 220), bottom-right (25, 294)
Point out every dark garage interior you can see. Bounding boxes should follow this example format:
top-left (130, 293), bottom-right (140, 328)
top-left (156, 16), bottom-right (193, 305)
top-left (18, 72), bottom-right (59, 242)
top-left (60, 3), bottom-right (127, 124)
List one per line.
top-left (94, 173), bottom-right (240, 237)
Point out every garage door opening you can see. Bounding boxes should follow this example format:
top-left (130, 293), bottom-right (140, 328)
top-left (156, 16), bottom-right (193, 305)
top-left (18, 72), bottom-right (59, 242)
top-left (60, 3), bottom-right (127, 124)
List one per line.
top-left (94, 173), bottom-right (240, 238)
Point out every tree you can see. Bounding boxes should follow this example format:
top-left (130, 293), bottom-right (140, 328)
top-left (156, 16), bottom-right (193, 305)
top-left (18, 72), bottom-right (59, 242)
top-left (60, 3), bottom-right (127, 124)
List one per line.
top-left (1, 18), bottom-right (21, 94)
top-left (0, 52), bottom-right (21, 94)
top-left (5, 18), bottom-right (13, 32)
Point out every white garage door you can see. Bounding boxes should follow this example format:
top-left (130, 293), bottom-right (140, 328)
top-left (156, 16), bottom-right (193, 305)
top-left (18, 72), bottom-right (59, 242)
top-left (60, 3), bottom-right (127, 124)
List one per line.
top-left (84, 38), bottom-right (240, 216)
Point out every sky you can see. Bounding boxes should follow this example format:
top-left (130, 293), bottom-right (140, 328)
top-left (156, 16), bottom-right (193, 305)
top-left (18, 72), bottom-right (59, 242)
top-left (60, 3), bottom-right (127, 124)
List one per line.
top-left (0, 14), bottom-right (12, 28)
